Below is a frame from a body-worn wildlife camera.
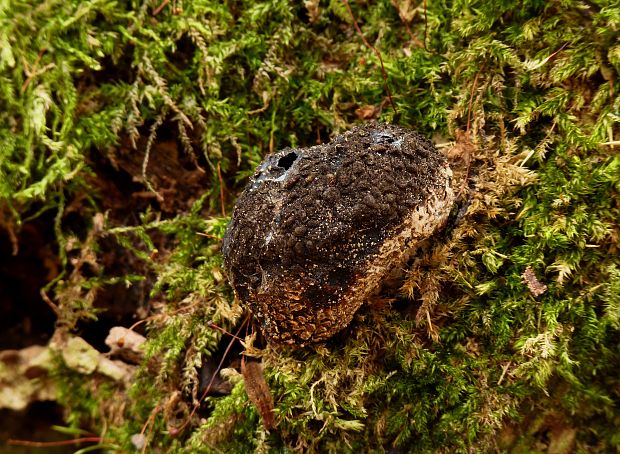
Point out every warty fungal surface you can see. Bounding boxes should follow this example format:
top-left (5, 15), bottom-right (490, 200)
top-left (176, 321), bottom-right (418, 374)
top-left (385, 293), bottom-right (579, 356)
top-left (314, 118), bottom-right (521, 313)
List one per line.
top-left (222, 123), bottom-right (454, 346)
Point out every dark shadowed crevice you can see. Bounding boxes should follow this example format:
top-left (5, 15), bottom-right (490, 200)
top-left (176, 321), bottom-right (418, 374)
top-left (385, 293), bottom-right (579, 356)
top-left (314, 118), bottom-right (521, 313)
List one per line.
top-left (277, 152), bottom-right (298, 170)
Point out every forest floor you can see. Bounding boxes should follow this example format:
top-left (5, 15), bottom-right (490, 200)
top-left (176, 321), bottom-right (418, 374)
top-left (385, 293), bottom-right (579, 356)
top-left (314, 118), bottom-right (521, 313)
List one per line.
top-left (1, 0), bottom-right (619, 452)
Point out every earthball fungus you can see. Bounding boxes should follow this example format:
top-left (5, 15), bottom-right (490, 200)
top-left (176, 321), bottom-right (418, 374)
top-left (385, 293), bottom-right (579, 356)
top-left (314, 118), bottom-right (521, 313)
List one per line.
top-left (222, 123), bottom-right (454, 346)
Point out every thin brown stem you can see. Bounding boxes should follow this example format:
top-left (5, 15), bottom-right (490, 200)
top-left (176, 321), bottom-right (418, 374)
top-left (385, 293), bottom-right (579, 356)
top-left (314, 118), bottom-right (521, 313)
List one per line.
top-left (207, 320), bottom-right (245, 342)
top-left (140, 404), bottom-right (163, 454)
top-left (128, 300), bottom-right (200, 331)
top-left (177, 315), bottom-right (251, 433)
top-left (152, 0), bottom-right (169, 16)
top-left (423, 0), bottom-right (428, 50)
top-left (21, 48), bottom-right (46, 93)
top-left (217, 162), bottom-right (226, 217)
top-left (40, 288), bottom-right (60, 316)
top-left (342, 0), bottom-right (397, 114)
top-left (466, 67), bottom-right (483, 132)
top-left (8, 437), bottom-right (102, 447)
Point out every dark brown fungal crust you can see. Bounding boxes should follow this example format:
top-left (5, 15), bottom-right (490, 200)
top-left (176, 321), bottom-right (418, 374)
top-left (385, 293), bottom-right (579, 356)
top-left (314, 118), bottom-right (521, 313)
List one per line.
top-left (222, 123), bottom-right (454, 346)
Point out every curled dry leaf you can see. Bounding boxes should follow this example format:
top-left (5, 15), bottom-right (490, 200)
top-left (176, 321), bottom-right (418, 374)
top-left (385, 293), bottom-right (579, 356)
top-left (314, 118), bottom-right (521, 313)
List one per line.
top-left (355, 104), bottom-right (380, 120)
top-left (304, 0), bottom-right (320, 23)
top-left (391, 0), bottom-right (417, 23)
top-left (241, 356), bottom-right (275, 430)
top-left (522, 266), bottom-right (548, 297)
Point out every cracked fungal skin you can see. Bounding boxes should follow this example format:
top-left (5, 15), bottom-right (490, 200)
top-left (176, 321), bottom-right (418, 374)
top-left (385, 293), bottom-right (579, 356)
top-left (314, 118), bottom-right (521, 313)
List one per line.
top-left (222, 123), bottom-right (454, 346)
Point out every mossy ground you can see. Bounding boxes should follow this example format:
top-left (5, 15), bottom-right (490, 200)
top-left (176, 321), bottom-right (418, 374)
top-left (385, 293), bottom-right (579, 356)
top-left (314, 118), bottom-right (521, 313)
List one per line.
top-left (1, 0), bottom-right (619, 452)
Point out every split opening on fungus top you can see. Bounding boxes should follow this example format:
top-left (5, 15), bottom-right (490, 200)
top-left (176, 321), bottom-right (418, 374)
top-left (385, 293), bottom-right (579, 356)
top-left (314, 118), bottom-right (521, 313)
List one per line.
top-left (277, 151), bottom-right (298, 170)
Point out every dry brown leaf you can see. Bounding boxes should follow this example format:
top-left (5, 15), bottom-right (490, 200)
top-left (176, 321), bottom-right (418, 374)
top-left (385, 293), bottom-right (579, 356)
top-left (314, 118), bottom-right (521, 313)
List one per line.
top-left (355, 104), bottom-right (380, 120)
top-left (522, 266), bottom-right (547, 297)
top-left (391, 0), bottom-right (417, 23)
top-left (304, 0), bottom-right (320, 23)
top-left (241, 356), bottom-right (275, 429)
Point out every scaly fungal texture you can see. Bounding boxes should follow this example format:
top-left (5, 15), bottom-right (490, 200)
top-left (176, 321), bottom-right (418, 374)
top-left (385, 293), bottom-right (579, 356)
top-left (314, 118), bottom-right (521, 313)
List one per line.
top-left (222, 123), bottom-right (454, 346)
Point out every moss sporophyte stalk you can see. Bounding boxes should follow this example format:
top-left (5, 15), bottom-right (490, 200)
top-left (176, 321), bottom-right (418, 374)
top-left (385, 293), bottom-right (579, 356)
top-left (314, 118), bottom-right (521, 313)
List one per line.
top-left (0, 0), bottom-right (619, 452)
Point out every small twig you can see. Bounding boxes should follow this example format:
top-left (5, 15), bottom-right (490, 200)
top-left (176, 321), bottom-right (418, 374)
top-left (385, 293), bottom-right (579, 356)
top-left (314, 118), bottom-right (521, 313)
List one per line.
top-left (456, 67), bottom-right (485, 199)
top-left (21, 48), bottom-right (46, 93)
top-left (142, 111), bottom-right (166, 202)
top-left (196, 231), bottom-right (220, 240)
top-left (207, 320), bottom-right (244, 342)
top-left (600, 140), bottom-right (620, 146)
top-left (497, 361), bottom-right (512, 385)
top-left (426, 309), bottom-right (433, 332)
top-left (199, 316), bottom-right (249, 402)
top-left (152, 0), bottom-right (169, 16)
top-left (141, 405), bottom-right (161, 437)
top-left (247, 91), bottom-right (272, 115)
top-left (217, 162), bottom-right (226, 217)
top-left (129, 319), bottom-right (148, 331)
top-left (140, 404), bottom-right (163, 454)
top-left (457, 135), bottom-right (473, 200)
top-left (6, 219), bottom-right (19, 256)
top-left (423, 0), bottom-right (428, 50)
top-left (128, 301), bottom-right (201, 331)
top-left (547, 41), bottom-right (569, 63)
top-left (342, 0), bottom-right (397, 114)
top-left (466, 66), bottom-right (483, 132)
top-left (40, 288), bottom-right (60, 316)
top-left (9, 437), bottom-right (102, 447)
top-left (401, 21), bottom-right (424, 48)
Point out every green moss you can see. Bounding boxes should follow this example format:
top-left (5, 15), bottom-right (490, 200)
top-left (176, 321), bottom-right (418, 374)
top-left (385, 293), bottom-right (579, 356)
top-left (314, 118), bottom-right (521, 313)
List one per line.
top-left (2, 0), bottom-right (619, 452)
